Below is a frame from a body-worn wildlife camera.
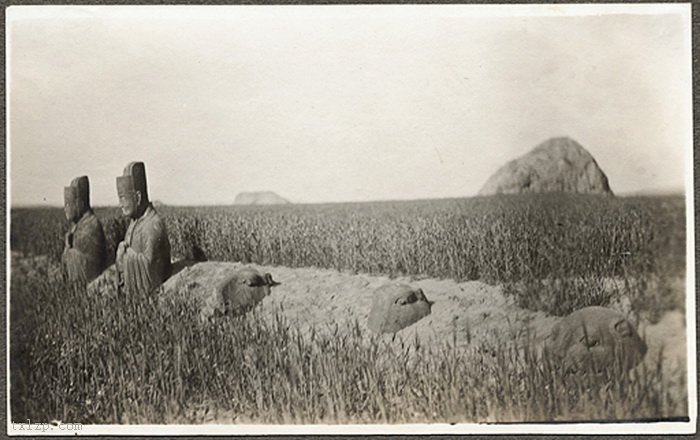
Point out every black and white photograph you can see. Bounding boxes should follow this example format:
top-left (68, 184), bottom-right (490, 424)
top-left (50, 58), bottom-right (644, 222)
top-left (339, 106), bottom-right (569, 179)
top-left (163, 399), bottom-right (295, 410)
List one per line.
top-left (6, 4), bottom-right (696, 435)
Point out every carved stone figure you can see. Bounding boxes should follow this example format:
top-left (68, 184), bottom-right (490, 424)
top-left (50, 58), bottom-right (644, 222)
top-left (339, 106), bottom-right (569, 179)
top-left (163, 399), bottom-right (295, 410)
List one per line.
top-left (158, 263), bottom-right (279, 321)
top-left (546, 306), bottom-right (647, 375)
top-left (207, 267), bottom-right (278, 318)
top-left (61, 176), bottom-right (107, 284)
top-left (367, 283), bottom-right (433, 334)
top-left (115, 162), bottom-right (172, 295)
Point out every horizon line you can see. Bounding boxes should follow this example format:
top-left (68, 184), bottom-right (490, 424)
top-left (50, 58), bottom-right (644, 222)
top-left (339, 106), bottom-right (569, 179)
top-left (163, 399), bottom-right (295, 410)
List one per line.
top-left (9, 189), bottom-right (687, 209)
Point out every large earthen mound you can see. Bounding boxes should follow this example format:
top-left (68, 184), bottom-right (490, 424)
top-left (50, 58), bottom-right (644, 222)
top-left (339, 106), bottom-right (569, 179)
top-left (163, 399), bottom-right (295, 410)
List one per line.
top-left (234, 191), bottom-right (290, 205)
top-left (86, 257), bottom-right (200, 297)
top-left (479, 137), bottom-right (613, 196)
top-left (13, 255), bottom-right (685, 398)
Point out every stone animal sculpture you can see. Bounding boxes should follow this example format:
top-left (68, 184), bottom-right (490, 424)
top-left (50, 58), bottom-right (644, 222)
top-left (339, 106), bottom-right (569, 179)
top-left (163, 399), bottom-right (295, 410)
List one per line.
top-left (367, 283), bottom-right (433, 334)
top-left (546, 306), bottom-right (647, 375)
top-left (203, 267), bottom-right (278, 319)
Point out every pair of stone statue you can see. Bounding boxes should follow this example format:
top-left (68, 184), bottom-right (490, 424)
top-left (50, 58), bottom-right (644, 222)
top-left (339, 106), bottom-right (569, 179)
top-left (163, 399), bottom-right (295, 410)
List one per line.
top-left (61, 162), bottom-right (171, 295)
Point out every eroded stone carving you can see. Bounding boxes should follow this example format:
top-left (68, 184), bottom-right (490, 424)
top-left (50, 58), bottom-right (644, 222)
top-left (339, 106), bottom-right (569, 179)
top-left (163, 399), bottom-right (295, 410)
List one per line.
top-left (203, 267), bottom-right (278, 319)
top-left (546, 306), bottom-right (647, 375)
top-left (160, 263), bottom-right (279, 321)
top-left (61, 176), bottom-right (107, 284)
top-left (367, 283), bottom-right (433, 334)
top-left (115, 162), bottom-right (172, 295)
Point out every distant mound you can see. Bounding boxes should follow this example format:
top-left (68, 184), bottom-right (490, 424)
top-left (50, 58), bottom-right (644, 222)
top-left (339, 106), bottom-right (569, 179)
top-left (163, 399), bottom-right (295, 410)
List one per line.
top-left (479, 137), bottom-right (613, 196)
top-left (234, 191), bottom-right (290, 205)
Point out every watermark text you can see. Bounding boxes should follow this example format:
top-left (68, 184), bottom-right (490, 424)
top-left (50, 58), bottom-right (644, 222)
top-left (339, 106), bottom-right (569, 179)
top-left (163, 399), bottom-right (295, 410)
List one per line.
top-left (11, 419), bottom-right (83, 433)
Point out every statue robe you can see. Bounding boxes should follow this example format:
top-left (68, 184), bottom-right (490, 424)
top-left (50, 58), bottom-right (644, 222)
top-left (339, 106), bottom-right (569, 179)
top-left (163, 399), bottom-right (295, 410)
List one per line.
top-left (116, 204), bottom-right (172, 295)
top-left (61, 210), bottom-right (107, 284)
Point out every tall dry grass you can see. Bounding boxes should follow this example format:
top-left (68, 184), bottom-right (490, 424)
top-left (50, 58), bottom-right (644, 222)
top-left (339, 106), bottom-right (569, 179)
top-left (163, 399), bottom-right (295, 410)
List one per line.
top-left (11, 193), bottom-right (686, 317)
top-left (10, 262), bottom-right (687, 424)
top-left (9, 194), bottom-right (687, 423)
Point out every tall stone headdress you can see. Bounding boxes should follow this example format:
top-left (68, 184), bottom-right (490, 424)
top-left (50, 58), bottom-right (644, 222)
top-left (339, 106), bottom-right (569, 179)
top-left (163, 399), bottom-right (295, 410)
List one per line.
top-left (116, 161), bottom-right (148, 199)
top-left (64, 176), bottom-right (90, 207)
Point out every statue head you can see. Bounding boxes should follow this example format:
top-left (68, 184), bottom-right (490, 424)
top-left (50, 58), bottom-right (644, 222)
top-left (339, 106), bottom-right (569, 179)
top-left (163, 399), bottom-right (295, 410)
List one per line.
top-left (214, 267), bottom-right (277, 317)
top-left (64, 176), bottom-right (90, 222)
top-left (116, 162), bottom-right (150, 219)
top-left (547, 306), bottom-right (647, 375)
top-left (367, 284), bottom-right (433, 334)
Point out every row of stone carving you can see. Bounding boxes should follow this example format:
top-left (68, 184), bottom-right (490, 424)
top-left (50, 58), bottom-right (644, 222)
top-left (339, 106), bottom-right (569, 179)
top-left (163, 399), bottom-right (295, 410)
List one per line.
top-left (366, 284), bottom-right (647, 375)
top-left (61, 162), bottom-right (646, 377)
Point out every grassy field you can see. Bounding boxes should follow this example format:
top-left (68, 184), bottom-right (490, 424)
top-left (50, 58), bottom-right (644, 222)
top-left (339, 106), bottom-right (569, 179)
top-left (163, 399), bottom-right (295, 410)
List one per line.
top-left (11, 193), bottom-right (685, 315)
top-left (9, 193), bottom-right (688, 424)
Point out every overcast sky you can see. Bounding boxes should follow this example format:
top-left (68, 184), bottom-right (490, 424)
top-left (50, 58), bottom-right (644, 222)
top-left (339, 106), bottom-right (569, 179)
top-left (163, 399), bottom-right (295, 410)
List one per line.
top-left (8, 5), bottom-right (692, 206)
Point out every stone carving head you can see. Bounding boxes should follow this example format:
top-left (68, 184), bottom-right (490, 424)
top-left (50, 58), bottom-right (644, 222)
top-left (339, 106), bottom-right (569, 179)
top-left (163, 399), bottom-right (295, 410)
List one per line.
top-left (215, 267), bottom-right (277, 317)
top-left (367, 284), bottom-right (433, 334)
top-left (117, 162), bottom-right (150, 219)
top-left (547, 306), bottom-right (647, 375)
top-left (64, 176), bottom-right (90, 222)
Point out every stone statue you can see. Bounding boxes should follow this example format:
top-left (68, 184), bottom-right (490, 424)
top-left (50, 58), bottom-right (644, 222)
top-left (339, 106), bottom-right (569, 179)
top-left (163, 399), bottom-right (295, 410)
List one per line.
top-left (367, 284), bottom-right (433, 334)
top-left (61, 176), bottom-right (107, 284)
top-left (546, 306), bottom-right (647, 375)
top-left (211, 267), bottom-right (277, 317)
top-left (115, 162), bottom-right (172, 295)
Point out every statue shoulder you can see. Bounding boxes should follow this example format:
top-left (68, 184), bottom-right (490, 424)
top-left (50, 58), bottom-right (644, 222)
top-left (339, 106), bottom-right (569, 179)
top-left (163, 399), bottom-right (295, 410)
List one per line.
top-left (143, 207), bottom-right (168, 235)
top-left (77, 210), bottom-right (105, 234)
